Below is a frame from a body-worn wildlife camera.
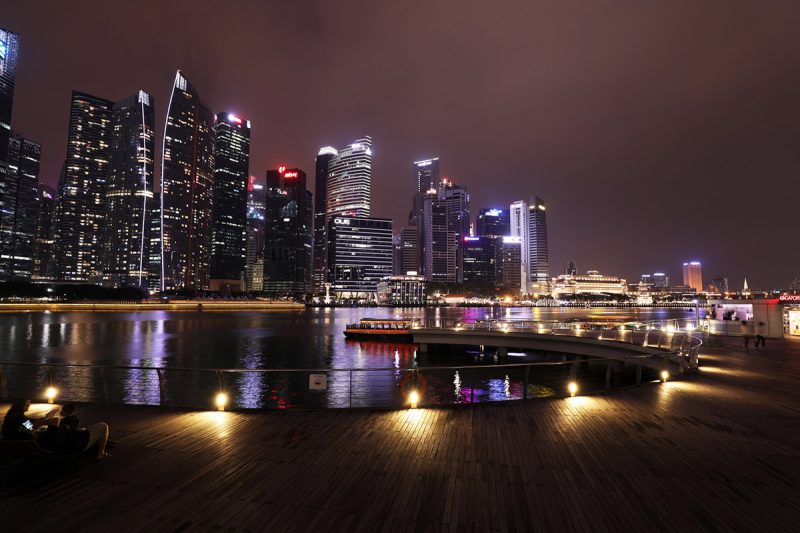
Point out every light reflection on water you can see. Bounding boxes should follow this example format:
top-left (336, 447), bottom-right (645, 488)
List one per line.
top-left (0, 307), bottom-right (697, 408)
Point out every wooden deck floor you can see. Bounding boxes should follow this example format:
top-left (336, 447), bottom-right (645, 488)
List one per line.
top-left (2, 337), bottom-right (799, 532)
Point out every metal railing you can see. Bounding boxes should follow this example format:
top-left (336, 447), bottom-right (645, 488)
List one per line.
top-left (0, 318), bottom-right (701, 411)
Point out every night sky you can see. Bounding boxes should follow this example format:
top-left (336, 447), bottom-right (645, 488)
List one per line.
top-left (4, 1), bottom-right (799, 289)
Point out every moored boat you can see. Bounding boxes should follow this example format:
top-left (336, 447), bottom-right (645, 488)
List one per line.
top-left (344, 318), bottom-right (417, 342)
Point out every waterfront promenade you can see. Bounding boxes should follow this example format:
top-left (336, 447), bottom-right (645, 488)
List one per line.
top-left (1, 338), bottom-right (798, 531)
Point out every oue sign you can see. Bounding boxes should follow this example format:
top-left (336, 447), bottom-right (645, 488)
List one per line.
top-left (309, 374), bottom-right (328, 390)
top-left (333, 218), bottom-right (350, 225)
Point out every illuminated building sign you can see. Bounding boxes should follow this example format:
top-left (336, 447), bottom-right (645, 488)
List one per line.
top-left (486, 209), bottom-right (503, 216)
top-left (464, 236), bottom-right (480, 242)
top-left (333, 218), bottom-right (351, 225)
top-left (278, 166), bottom-right (286, 174)
top-left (284, 171), bottom-right (298, 178)
top-left (780, 294), bottom-right (800, 302)
top-left (247, 175), bottom-right (256, 192)
top-left (227, 113), bottom-right (242, 124)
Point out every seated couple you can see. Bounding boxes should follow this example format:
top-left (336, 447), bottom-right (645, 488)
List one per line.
top-left (1, 399), bottom-right (110, 460)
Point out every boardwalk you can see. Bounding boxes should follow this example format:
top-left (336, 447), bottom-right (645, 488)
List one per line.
top-left (1, 338), bottom-right (799, 532)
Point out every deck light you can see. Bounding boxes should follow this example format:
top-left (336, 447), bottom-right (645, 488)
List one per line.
top-left (45, 386), bottom-right (58, 404)
top-left (568, 382), bottom-right (578, 397)
top-left (408, 389), bottom-right (420, 408)
top-left (215, 392), bottom-right (228, 411)
top-left (660, 370), bottom-right (669, 383)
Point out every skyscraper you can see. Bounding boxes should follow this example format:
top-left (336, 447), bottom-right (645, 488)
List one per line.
top-left (210, 112), bottom-right (251, 292)
top-left (399, 225), bottom-right (420, 275)
top-left (413, 158), bottom-right (439, 194)
top-left (476, 208), bottom-right (510, 237)
top-left (263, 167), bottom-right (313, 298)
top-left (421, 189), bottom-right (455, 282)
top-left (160, 71), bottom-right (215, 291)
top-left (497, 236), bottom-right (522, 293)
top-left (55, 92), bottom-right (114, 281)
top-left (244, 176), bottom-right (266, 292)
top-left (32, 184), bottom-right (56, 279)
top-left (327, 216), bottom-right (393, 299)
top-left (326, 136), bottom-right (372, 220)
top-left (0, 28), bottom-right (19, 171)
top-left (682, 261), bottom-right (703, 293)
top-left (462, 236), bottom-right (497, 287)
top-left (0, 131), bottom-right (41, 279)
top-left (102, 91), bottom-right (155, 288)
top-left (312, 146), bottom-right (337, 294)
top-left (510, 197), bottom-right (549, 295)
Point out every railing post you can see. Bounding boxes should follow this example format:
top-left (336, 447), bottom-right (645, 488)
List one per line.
top-left (100, 367), bottom-right (110, 404)
top-left (284, 371), bottom-right (289, 405)
top-left (349, 370), bottom-right (353, 408)
top-left (523, 365), bottom-right (530, 400)
top-left (156, 368), bottom-right (166, 406)
top-left (470, 368), bottom-right (476, 404)
top-left (0, 365), bottom-right (7, 399)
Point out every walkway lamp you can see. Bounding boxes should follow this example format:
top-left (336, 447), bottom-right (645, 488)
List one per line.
top-left (660, 370), bottom-right (669, 383)
top-left (408, 389), bottom-right (420, 408)
top-left (567, 381), bottom-right (578, 397)
top-left (45, 386), bottom-right (58, 404)
top-left (215, 392), bottom-right (228, 411)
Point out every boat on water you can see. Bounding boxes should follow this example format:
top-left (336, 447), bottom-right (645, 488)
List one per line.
top-left (343, 318), bottom-right (417, 342)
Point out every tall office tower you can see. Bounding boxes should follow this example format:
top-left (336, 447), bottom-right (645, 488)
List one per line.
top-left (0, 28), bottom-right (19, 174)
top-left (710, 276), bottom-right (728, 294)
top-left (146, 204), bottom-right (161, 290)
top-left (54, 92), bottom-right (114, 281)
top-left (327, 216), bottom-right (393, 299)
top-left (312, 146), bottom-right (337, 294)
top-left (497, 236), bottom-right (522, 293)
top-left (0, 132), bottom-right (41, 278)
top-left (325, 136), bottom-right (372, 220)
top-left (476, 208), bottom-right (510, 237)
top-left (652, 272), bottom-right (669, 289)
top-left (527, 197), bottom-right (549, 293)
top-left (566, 261), bottom-right (577, 276)
top-left (210, 112), bottom-right (251, 292)
top-left (399, 225), bottom-right (420, 275)
top-left (640, 273), bottom-right (652, 285)
top-left (462, 236), bottom-right (498, 287)
top-left (263, 167), bottom-right (313, 298)
top-left (421, 189), bottom-right (455, 282)
top-left (682, 261), bottom-right (703, 293)
top-left (439, 179), bottom-right (470, 283)
top-left (32, 185), bottom-right (56, 279)
top-left (509, 200), bottom-right (529, 294)
top-left (413, 158), bottom-right (439, 194)
top-left (160, 71), bottom-right (215, 291)
top-left (101, 91), bottom-right (155, 288)
top-left (244, 176), bottom-right (266, 292)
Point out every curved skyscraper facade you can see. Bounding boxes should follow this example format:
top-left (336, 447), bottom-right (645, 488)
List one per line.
top-left (160, 71), bottom-right (215, 291)
top-left (102, 90), bottom-right (155, 288)
top-left (325, 136), bottom-right (372, 220)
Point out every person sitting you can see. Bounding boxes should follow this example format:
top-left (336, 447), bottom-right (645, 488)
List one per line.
top-left (57, 404), bottom-right (110, 460)
top-left (2, 399), bottom-right (59, 442)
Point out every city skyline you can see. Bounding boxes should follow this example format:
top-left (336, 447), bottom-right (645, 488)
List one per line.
top-left (3, 3), bottom-right (799, 288)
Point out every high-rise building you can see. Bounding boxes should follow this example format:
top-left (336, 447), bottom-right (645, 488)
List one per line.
top-left (327, 216), bottom-right (393, 299)
top-left (146, 204), bottom-right (161, 290)
top-left (710, 276), bottom-right (729, 294)
top-left (399, 225), bottom-right (420, 275)
top-left (413, 158), bottom-right (439, 194)
top-left (421, 189), bottom-right (455, 282)
top-left (566, 261), bottom-right (577, 276)
top-left (325, 136), bottom-right (372, 220)
top-left (54, 92), bottom-right (114, 281)
top-left (263, 167), bottom-right (312, 298)
top-left (509, 197), bottom-right (549, 294)
top-left (476, 208), bottom-right (510, 237)
top-left (0, 132), bottom-right (41, 279)
top-left (32, 184), bottom-right (56, 279)
top-left (652, 272), bottom-right (669, 289)
top-left (210, 112), bottom-right (251, 292)
top-left (497, 236), bottom-right (522, 293)
top-left (0, 28), bottom-right (20, 176)
top-left (101, 91), bottom-right (155, 288)
top-left (462, 236), bottom-right (498, 287)
top-left (160, 71), bottom-right (215, 291)
top-left (244, 176), bottom-right (266, 292)
top-left (682, 261), bottom-right (703, 293)
top-left (312, 146), bottom-right (337, 294)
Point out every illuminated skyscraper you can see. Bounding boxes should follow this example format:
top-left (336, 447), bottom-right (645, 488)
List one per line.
top-left (244, 176), bottom-right (266, 292)
top-left (682, 261), bottom-right (703, 293)
top-left (101, 91), bottom-right (155, 288)
top-left (413, 157), bottom-right (439, 194)
top-left (0, 132), bottom-right (41, 279)
top-left (160, 71), bottom-right (215, 291)
top-left (327, 216), bottom-right (393, 299)
top-left (55, 92), bottom-right (113, 281)
top-left (476, 208), bottom-right (510, 237)
top-left (312, 146), bottom-right (337, 294)
top-left (510, 197), bottom-right (549, 295)
top-left (325, 136), bottom-right (372, 220)
top-left (0, 28), bottom-right (19, 175)
top-left (263, 167), bottom-right (312, 297)
top-left (210, 112), bottom-right (251, 292)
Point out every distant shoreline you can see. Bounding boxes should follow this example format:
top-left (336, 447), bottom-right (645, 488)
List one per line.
top-left (0, 300), bottom-right (306, 312)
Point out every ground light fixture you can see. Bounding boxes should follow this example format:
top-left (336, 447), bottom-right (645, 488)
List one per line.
top-left (408, 389), bottom-right (420, 408)
top-left (660, 370), bottom-right (669, 383)
top-left (215, 392), bottom-right (228, 411)
top-left (567, 381), bottom-right (578, 397)
top-left (45, 386), bottom-right (58, 404)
